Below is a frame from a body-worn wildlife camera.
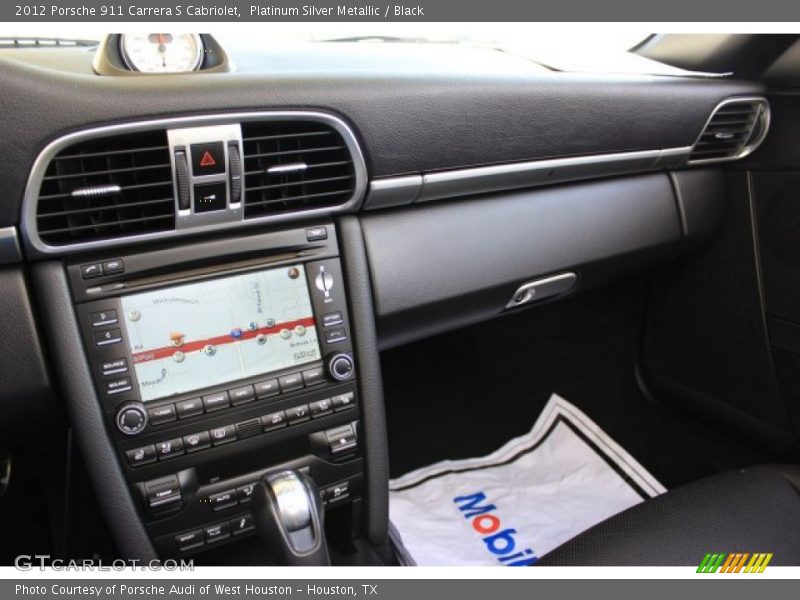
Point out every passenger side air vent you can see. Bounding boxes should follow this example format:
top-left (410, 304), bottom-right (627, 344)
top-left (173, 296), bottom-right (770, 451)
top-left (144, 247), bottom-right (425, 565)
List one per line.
top-left (689, 98), bottom-right (770, 164)
top-left (242, 121), bottom-right (357, 218)
top-left (35, 130), bottom-right (175, 245)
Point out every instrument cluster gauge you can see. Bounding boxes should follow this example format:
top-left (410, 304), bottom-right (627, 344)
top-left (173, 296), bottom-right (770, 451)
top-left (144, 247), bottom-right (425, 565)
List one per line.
top-left (119, 34), bottom-right (204, 73)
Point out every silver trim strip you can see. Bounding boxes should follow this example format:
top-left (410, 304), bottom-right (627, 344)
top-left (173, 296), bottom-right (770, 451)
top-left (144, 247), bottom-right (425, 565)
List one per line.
top-left (0, 227), bottom-right (22, 265)
top-left (267, 162), bottom-right (308, 175)
top-left (22, 111), bottom-right (368, 257)
top-left (364, 175), bottom-right (422, 210)
top-left (368, 146), bottom-right (692, 209)
top-left (71, 184), bottom-right (122, 198)
top-left (687, 96), bottom-right (770, 165)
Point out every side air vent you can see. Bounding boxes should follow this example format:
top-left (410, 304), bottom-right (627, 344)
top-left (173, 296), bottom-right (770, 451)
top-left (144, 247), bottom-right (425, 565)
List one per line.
top-left (242, 121), bottom-right (357, 219)
top-left (34, 130), bottom-right (176, 246)
top-left (689, 98), bottom-right (770, 164)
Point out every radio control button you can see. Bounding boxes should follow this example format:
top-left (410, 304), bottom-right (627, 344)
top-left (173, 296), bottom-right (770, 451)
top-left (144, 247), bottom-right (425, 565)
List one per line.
top-left (321, 311), bottom-right (343, 327)
top-left (286, 404), bottom-right (310, 425)
top-left (94, 328), bottom-right (122, 347)
top-left (278, 372), bottom-right (304, 393)
top-left (327, 353), bottom-right (355, 382)
top-left (147, 404), bottom-right (176, 426)
top-left (176, 398), bottom-right (204, 419)
top-left (208, 489), bottom-right (237, 511)
top-left (105, 376), bottom-right (132, 395)
top-left (324, 328), bottom-right (347, 344)
top-left (156, 438), bottom-right (184, 460)
top-left (210, 424), bottom-right (236, 446)
top-left (261, 411), bottom-right (287, 432)
top-left (100, 358), bottom-right (128, 376)
top-left (332, 392), bottom-right (355, 412)
top-left (183, 431), bottom-right (211, 453)
top-left (229, 384), bottom-right (255, 406)
top-left (116, 403), bottom-right (147, 435)
top-left (90, 309), bottom-right (118, 327)
top-left (254, 379), bottom-right (280, 399)
top-left (310, 398), bottom-right (333, 418)
top-left (302, 366), bottom-right (325, 386)
top-left (125, 444), bottom-right (156, 467)
top-left (202, 391), bottom-right (230, 412)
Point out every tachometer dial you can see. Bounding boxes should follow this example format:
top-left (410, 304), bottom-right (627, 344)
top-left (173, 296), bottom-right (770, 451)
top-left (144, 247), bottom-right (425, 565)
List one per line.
top-left (119, 33), bottom-right (204, 73)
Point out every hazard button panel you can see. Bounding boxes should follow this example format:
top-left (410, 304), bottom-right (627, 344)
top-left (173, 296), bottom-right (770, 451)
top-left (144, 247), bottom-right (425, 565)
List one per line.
top-left (167, 123), bottom-right (243, 230)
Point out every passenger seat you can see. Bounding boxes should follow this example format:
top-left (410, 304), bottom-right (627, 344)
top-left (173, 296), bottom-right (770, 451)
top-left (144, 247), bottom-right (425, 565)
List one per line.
top-left (538, 465), bottom-right (800, 565)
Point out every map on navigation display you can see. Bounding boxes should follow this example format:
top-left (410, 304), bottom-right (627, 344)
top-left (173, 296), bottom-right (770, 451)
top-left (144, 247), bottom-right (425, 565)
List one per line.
top-left (120, 265), bottom-right (320, 401)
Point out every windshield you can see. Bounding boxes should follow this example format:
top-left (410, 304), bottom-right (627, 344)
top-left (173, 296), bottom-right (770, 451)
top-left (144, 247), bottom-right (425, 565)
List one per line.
top-left (0, 24), bottom-right (646, 50)
top-left (0, 25), bottom-right (695, 76)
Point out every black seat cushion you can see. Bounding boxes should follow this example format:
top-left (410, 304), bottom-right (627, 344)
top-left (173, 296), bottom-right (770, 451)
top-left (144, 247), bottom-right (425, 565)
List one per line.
top-left (538, 465), bottom-right (800, 566)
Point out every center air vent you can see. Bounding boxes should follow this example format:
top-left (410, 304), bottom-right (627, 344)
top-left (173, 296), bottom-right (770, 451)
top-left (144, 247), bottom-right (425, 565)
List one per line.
top-left (689, 98), bottom-right (770, 164)
top-left (35, 130), bottom-right (176, 246)
top-left (242, 121), bottom-right (357, 219)
top-left (24, 112), bottom-right (366, 255)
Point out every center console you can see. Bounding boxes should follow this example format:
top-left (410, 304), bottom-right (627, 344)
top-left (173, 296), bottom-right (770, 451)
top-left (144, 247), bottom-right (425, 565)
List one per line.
top-left (64, 224), bottom-right (366, 558)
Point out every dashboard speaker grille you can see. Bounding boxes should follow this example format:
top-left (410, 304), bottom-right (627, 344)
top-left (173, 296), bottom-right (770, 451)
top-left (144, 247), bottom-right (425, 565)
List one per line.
top-left (35, 130), bottom-right (176, 245)
top-left (241, 121), bottom-right (356, 218)
top-left (689, 98), bottom-right (769, 164)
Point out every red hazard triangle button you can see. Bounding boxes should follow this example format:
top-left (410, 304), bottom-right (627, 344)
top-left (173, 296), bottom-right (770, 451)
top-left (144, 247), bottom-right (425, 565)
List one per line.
top-left (199, 151), bottom-right (216, 167)
top-left (191, 142), bottom-right (225, 175)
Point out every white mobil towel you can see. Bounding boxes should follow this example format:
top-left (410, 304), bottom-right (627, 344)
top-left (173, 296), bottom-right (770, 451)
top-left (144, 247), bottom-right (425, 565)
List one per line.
top-left (389, 393), bottom-right (666, 566)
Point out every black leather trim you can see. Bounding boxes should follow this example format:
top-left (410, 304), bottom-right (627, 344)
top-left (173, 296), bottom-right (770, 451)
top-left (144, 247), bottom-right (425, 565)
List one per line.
top-left (538, 465), bottom-right (800, 566)
top-left (0, 267), bottom-right (54, 432)
top-left (337, 215), bottom-right (390, 548)
top-left (0, 54), bottom-right (763, 228)
top-left (31, 261), bottom-right (157, 560)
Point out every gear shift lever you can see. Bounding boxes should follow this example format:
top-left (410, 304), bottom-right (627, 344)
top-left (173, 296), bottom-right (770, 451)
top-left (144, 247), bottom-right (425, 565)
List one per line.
top-left (252, 470), bottom-right (331, 566)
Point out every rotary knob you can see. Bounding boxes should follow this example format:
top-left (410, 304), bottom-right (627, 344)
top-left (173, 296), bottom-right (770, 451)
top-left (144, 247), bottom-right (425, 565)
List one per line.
top-left (327, 353), bottom-right (355, 382)
top-left (116, 403), bottom-right (148, 436)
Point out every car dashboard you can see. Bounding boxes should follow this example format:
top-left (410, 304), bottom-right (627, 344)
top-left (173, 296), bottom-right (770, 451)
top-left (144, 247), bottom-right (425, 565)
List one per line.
top-left (0, 34), bottom-right (785, 564)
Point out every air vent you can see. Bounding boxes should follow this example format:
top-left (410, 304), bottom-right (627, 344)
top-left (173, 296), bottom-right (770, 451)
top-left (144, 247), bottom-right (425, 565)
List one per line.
top-left (689, 98), bottom-right (770, 164)
top-left (242, 121), bottom-right (357, 218)
top-left (35, 130), bottom-right (175, 245)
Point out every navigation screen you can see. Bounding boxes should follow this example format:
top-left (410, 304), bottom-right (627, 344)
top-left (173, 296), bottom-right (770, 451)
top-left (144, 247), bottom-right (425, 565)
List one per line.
top-left (120, 265), bottom-right (321, 402)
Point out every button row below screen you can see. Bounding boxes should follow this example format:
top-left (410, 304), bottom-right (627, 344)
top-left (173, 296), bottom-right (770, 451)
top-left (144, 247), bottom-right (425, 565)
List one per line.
top-left (125, 392), bottom-right (355, 467)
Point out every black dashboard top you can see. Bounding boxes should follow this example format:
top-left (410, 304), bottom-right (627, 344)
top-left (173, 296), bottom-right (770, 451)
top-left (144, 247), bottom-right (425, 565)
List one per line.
top-left (0, 42), bottom-right (764, 229)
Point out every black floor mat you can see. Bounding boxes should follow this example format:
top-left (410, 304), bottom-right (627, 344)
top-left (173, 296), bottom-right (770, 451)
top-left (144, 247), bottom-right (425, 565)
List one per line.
top-left (380, 278), bottom-right (776, 488)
